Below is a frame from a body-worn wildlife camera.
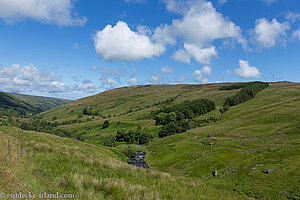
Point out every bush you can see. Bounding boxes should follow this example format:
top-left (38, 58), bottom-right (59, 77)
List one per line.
top-left (103, 136), bottom-right (116, 147)
top-left (102, 120), bottom-right (110, 129)
top-left (122, 147), bottom-right (137, 158)
top-left (158, 122), bottom-right (177, 138)
top-left (139, 132), bottom-right (153, 144)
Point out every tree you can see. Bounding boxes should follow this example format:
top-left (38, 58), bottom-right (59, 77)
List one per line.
top-left (103, 136), bottom-right (116, 147)
top-left (83, 107), bottom-right (88, 115)
top-left (122, 146), bottom-right (137, 158)
top-left (139, 132), bottom-right (152, 144)
top-left (102, 120), bottom-right (110, 129)
top-left (158, 122), bottom-right (177, 138)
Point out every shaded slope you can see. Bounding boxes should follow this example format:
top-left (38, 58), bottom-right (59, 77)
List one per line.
top-left (10, 93), bottom-right (71, 112)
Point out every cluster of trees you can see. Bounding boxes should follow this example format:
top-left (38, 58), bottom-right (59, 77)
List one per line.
top-left (82, 107), bottom-right (100, 116)
top-left (115, 126), bottom-right (153, 145)
top-left (154, 99), bottom-right (215, 138)
top-left (224, 82), bottom-right (269, 107)
top-left (219, 81), bottom-right (267, 91)
top-left (19, 120), bottom-right (73, 138)
top-left (102, 126), bottom-right (152, 147)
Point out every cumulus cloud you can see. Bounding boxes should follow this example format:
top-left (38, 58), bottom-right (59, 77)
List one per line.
top-left (184, 44), bottom-right (217, 65)
top-left (173, 49), bottom-right (191, 63)
top-left (153, 0), bottom-right (246, 64)
top-left (93, 21), bottom-right (165, 61)
top-left (192, 66), bottom-right (212, 83)
top-left (253, 18), bottom-right (290, 49)
top-left (153, 0), bottom-right (246, 47)
top-left (150, 72), bottom-right (163, 83)
top-left (161, 65), bottom-right (173, 73)
top-left (0, 0), bottom-right (87, 26)
top-left (0, 63), bottom-right (97, 99)
top-left (293, 29), bottom-right (300, 40)
top-left (233, 60), bottom-right (261, 78)
top-left (127, 77), bottom-right (138, 85)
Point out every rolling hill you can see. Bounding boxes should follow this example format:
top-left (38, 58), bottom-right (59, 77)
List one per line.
top-left (2, 81), bottom-right (300, 199)
top-left (0, 91), bottom-right (71, 117)
top-left (10, 93), bottom-right (71, 112)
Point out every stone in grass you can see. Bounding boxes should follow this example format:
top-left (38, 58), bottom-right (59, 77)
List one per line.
top-left (213, 170), bottom-right (218, 177)
top-left (263, 168), bottom-right (273, 174)
top-left (209, 143), bottom-right (213, 147)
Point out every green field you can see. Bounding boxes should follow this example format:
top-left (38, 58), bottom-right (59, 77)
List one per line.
top-left (1, 81), bottom-right (299, 199)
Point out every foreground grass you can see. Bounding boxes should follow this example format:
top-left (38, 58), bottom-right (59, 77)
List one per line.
top-left (0, 126), bottom-right (247, 200)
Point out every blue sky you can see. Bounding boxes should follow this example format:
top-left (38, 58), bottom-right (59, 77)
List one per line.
top-left (0, 0), bottom-right (299, 99)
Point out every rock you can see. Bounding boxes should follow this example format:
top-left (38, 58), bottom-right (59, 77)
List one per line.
top-left (263, 168), bottom-right (273, 174)
top-left (251, 168), bottom-right (257, 170)
top-left (194, 136), bottom-right (202, 139)
top-left (209, 143), bottom-right (213, 147)
top-left (213, 170), bottom-right (218, 176)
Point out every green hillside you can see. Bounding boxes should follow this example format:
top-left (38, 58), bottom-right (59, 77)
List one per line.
top-left (0, 91), bottom-right (38, 116)
top-left (0, 126), bottom-right (244, 200)
top-left (10, 93), bottom-right (71, 112)
top-left (4, 81), bottom-right (300, 199)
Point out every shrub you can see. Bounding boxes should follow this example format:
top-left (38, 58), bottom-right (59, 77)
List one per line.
top-left (139, 133), bottom-right (153, 145)
top-left (122, 146), bottom-right (137, 158)
top-left (158, 122), bottom-right (177, 138)
top-left (102, 120), bottom-right (110, 129)
top-left (103, 136), bottom-right (116, 147)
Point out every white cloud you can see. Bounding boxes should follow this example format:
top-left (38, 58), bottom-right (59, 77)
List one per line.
top-left (173, 49), bottom-right (191, 63)
top-left (293, 29), bottom-right (300, 40)
top-left (262, 0), bottom-right (276, 4)
top-left (218, 0), bottom-right (227, 4)
top-left (93, 21), bottom-right (165, 61)
top-left (175, 74), bottom-right (187, 83)
top-left (127, 77), bottom-right (138, 85)
top-left (91, 65), bottom-right (100, 72)
top-left (100, 76), bottom-right (115, 89)
top-left (192, 66), bottom-right (212, 83)
top-left (285, 12), bottom-right (300, 23)
top-left (0, 63), bottom-right (97, 98)
top-left (184, 44), bottom-right (217, 65)
top-left (253, 18), bottom-right (290, 49)
top-left (233, 60), bottom-right (261, 78)
top-left (153, 0), bottom-right (246, 48)
top-left (161, 65), bottom-right (173, 73)
top-left (150, 73), bottom-right (163, 83)
top-left (0, 0), bottom-right (87, 26)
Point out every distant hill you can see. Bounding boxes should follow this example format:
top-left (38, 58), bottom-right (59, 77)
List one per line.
top-left (0, 91), bottom-right (71, 117)
top-left (10, 93), bottom-right (71, 112)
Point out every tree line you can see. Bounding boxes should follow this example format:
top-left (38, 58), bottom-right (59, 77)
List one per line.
top-left (220, 82), bottom-right (269, 113)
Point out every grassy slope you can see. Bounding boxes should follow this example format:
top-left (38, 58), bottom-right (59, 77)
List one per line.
top-left (10, 93), bottom-right (71, 112)
top-left (40, 83), bottom-right (239, 143)
top-left (0, 126), bottom-right (245, 200)
top-left (34, 82), bottom-right (300, 199)
top-left (147, 82), bottom-right (300, 199)
top-left (0, 91), bottom-right (38, 116)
